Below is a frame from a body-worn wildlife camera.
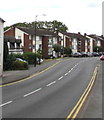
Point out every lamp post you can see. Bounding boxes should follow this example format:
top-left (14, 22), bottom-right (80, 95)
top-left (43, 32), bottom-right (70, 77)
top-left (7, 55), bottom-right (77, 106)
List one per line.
top-left (34, 14), bottom-right (46, 67)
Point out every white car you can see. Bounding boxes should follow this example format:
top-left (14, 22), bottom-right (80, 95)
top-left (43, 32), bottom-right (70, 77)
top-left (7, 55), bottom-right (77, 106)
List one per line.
top-left (16, 58), bottom-right (28, 63)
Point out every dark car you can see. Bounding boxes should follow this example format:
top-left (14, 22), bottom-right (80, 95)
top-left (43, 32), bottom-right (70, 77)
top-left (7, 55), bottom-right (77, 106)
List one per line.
top-left (92, 52), bottom-right (99, 57)
top-left (81, 52), bottom-right (88, 57)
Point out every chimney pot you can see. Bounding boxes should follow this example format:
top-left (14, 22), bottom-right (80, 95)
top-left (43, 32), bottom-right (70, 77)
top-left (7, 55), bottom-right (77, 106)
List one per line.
top-left (84, 33), bottom-right (87, 36)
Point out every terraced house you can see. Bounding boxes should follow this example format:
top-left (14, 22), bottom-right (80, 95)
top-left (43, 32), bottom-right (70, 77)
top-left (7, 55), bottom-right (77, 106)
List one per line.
top-left (4, 26), bottom-right (104, 58)
top-left (59, 32), bottom-right (90, 53)
top-left (4, 36), bottom-right (22, 54)
top-left (4, 26), bottom-right (60, 58)
top-left (85, 34), bottom-right (104, 53)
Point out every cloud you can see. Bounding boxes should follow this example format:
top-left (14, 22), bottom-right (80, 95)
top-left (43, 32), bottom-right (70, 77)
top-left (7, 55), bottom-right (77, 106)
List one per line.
top-left (1, 0), bottom-right (103, 35)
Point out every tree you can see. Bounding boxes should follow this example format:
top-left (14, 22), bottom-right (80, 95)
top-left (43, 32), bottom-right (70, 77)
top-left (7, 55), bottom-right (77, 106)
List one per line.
top-left (4, 20), bottom-right (68, 33)
top-left (52, 20), bottom-right (68, 33)
top-left (93, 46), bottom-right (102, 52)
top-left (53, 44), bottom-right (61, 53)
top-left (53, 44), bottom-right (61, 57)
top-left (64, 47), bottom-right (72, 56)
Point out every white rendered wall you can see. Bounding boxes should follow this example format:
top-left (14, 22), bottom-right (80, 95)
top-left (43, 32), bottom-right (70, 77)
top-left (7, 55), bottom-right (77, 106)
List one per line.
top-left (33, 36), bottom-right (42, 53)
top-left (85, 40), bottom-right (88, 52)
top-left (0, 20), bottom-right (4, 77)
top-left (72, 38), bottom-right (77, 53)
top-left (15, 28), bottom-right (24, 47)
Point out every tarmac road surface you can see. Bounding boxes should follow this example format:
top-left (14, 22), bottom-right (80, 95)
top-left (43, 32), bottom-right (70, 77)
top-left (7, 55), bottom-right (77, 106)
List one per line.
top-left (2, 57), bottom-right (99, 118)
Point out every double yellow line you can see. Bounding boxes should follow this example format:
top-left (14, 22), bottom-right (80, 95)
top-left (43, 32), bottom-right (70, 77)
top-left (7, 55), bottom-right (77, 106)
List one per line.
top-left (66, 65), bottom-right (99, 120)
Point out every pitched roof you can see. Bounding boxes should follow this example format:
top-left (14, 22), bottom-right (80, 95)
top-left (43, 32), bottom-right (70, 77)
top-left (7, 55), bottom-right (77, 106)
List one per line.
top-left (61, 32), bottom-right (89, 40)
top-left (88, 34), bottom-right (104, 41)
top-left (17, 27), bottom-right (59, 37)
top-left (0, 18), bottom-right (5, 22)
top-left (4, 36), bottom-right (21, 43)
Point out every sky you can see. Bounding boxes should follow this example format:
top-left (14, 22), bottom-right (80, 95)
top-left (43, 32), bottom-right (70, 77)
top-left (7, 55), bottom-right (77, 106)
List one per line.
top-left (0, 0), bottom-right (103, 35)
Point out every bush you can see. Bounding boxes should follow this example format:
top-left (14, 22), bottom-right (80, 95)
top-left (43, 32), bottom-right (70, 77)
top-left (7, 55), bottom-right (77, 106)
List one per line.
top-left (13, 53), bottom-right (24, 60)
top-left (64, 47), bottom-right (72, 56)
top-left (23, 52), bottom-right (37, 65)
top-left (14, 60), bottom-right (28, 70)
top-left (3, 54), bottom-right (16, 70)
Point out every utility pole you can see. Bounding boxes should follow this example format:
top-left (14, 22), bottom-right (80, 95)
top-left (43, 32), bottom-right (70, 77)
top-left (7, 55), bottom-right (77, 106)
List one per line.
top-left (34, 14), bottom-right (46, 67)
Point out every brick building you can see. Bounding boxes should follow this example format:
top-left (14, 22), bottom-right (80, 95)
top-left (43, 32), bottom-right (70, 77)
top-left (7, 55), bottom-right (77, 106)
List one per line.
top-left (4, 26), bottom-right (60, 58)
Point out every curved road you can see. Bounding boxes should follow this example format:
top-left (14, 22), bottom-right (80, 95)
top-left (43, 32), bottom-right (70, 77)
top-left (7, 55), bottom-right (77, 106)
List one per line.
top-left (2, 57), bottom-right (99, 118)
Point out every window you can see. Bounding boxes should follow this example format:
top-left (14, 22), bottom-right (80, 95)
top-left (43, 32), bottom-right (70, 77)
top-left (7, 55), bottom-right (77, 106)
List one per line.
top-left (74, 45), bottom-right (77, 50)
top-left (18, 36), bottom-right (21, 39)
top-left (16, 43), bottom-right (20, 48)
top-left (36, 36), bottom-right (39, 41)
top-left (10, 42), bottom-right (15, 49)
top-left (29, 35), bottom-right (31, 40)
top-left (53, 38), bottom-right (57, 44)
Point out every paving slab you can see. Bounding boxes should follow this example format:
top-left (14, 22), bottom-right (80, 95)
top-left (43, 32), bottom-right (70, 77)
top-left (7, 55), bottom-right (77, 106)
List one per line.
top-left (77, 61), bottom-right (103, 119)
top-left (1, 59), bottom-right (60, 85)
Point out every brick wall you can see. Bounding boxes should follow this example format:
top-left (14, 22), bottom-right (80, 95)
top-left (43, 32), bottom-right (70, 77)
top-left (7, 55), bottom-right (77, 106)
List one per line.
top-left (81, 39), bottom-right (85, 52)
top-left (101, 40), bottom-right (104, 52)
top-left (65, 37), bottom-right (72, 47)
top-left (4, 27), bottom-right (15, 36)
top-left (24, 34), bottom-right (32, 52)
top-left (42, 36), bottom-right (48, 58)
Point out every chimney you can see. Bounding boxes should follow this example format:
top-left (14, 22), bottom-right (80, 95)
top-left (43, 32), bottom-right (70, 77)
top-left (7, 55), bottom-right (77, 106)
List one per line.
top-left (84, 33), bottom-right (87, 36)
top-left (101, 35), bottom-right (103, 38)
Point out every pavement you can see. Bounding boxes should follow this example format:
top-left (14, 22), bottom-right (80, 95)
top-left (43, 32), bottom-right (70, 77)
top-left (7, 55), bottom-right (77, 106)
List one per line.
top-left (1, 59), bottom-right (60, 85)
top-left (77, 61), bottom-right (103, 119)
top-left (1, 58), bottom-right (103, 119)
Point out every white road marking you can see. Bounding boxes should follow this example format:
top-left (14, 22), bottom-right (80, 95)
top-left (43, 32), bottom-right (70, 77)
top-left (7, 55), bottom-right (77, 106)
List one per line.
top-left (0, 101), bottom-right (12, 107)
top-left (46, 81), bottom-right (56, 87)
top-left (65, 73), bottom-right (68, 76)
top-left (58, 76), bottom-right (64, 81)
top-left (24, 88), bottom-right (42, 97)
top-left (67, 61), bottom-right (82, 74)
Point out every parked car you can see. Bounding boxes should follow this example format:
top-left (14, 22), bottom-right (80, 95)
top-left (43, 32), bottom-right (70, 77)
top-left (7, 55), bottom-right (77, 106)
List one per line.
top-left (81, 52), bottom-right (88, 57)
top-left (16, 58), bottom-right (28, 63)
top-left (87, 52), bottom-right (93, 57)
top-left (92, 52), bottom-right (99, 57)
top-left (72, 52), bottom-right (82, 57)
top-left (100, 55), bottom-right (104, 60)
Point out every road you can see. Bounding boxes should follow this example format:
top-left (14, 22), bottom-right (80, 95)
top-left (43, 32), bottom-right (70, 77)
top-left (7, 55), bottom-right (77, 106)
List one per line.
top-left (2, 57), bottom-right (99, 118)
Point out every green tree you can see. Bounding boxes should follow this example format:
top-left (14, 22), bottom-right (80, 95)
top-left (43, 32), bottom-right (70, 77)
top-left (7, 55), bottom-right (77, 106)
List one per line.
top-left (64, 47), bottom-right (72, 56)
top-left (4, 20), bottom-right (68, 33)
top-left (93, 46), bottom-right (102, 52)
top-left (52, 20), bottom-right (68, 33)
top-left (23, 52), bottom-right (37, 65)
top-left (53, 44), bottom-right (61, 53)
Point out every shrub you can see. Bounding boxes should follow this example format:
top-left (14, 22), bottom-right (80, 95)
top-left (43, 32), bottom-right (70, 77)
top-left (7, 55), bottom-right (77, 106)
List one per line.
top-left (53, 44), bottom-right (61, 53)
top-left (3, 54), bottom-right (16, 70)
top-left (13, 53), bottom-right (24, 60)
top-left (23, 52), bottom-right (37, 65)
top-left (14, 60), bottom-right (28, 70)
top-left (64, 47), bottom-right (72, 56)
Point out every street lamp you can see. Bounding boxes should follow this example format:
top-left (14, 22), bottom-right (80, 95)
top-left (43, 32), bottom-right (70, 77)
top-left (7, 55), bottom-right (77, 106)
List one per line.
top-left (34, 14), bottom-right (46, 52)
top-left (34, 14), bottom-right (46, 66)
